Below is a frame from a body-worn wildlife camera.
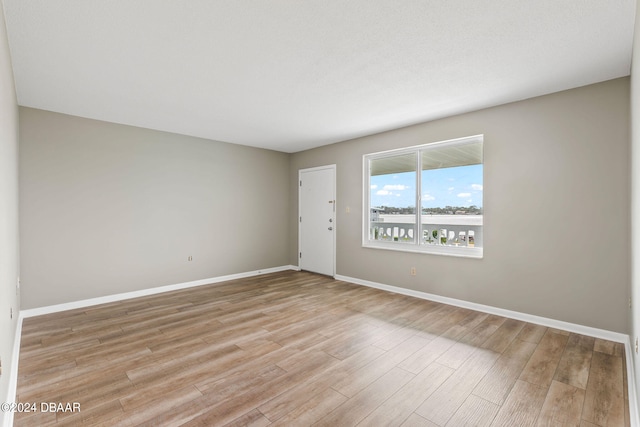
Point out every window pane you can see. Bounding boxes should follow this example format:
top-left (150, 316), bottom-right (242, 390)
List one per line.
top-left (370, 153), bottom-right (416, 243)
top-left (421, 143), bottom-right (483, 248)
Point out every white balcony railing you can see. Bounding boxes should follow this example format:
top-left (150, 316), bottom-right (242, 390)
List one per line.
top-left (370, 218), bottom-right (483, 248)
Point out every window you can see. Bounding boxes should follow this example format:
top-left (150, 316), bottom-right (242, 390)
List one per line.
top-left (364, 135), bottom-right (483, 258)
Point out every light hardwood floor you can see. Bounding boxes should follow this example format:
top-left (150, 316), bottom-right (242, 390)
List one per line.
top-left (15, 271), bottom-right (630, 426)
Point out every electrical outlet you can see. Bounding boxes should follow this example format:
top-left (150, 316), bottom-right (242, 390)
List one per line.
top-left (10, 308), bottom-right (13, 319)
top-left (410, 267), bottom-right (416, 276)
top-left (188, 256), bottom-right (193, 261)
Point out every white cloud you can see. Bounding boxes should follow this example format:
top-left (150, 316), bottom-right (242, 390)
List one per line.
top-left (383, 184), bottom-right (408, 191)
top-left (448, 187), bottom-right (455, 191)
top-left (376, 190), bottom-right (392, 196)
top-left (457, 192), bottom-right (471, 198)
top-left (471, 184), bottom-right (483, 191)
top-left (467, 199), bottom-right (473, 203)
top-left (422, 194), bottom-right (436, 201)
top-left (371, 184), bottom-right (378, 190)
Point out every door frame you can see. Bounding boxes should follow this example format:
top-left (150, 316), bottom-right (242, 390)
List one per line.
top-left (298, 164), bottom-right (337, 277)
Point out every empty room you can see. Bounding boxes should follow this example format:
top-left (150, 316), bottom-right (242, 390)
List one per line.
top-left (1, 1), bottom-right (640, 426)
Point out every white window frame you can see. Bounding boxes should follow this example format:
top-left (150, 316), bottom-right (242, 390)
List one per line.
top-left (362, 135), bottom-right (483, 259)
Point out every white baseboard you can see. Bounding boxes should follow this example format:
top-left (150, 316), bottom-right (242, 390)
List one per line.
top-left (335, 274), bottom-right (627, 342)
top-left (21, 265), bottom-right (298, 318)
top-left (336, 274), bottom-right (639, 426)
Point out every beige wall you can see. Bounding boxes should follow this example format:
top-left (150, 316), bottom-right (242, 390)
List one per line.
top-left (0, 0), bottom-right (20, 410)
top-left (19, 108), bottom-right (291, 309)
top-left (630, 0), bottom-right (640, 410)
top-left (291, 77), bottom-right (630, 333)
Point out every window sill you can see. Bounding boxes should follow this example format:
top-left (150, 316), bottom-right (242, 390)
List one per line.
top-left (362, 241), bottom-right (483, 259)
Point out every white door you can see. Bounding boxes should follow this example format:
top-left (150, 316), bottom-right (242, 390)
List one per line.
top-left (299, 165), bottom-right (336, 276)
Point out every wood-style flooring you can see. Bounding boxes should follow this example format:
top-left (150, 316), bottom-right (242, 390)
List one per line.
top-left (15, 271), bottom-right (630, 426)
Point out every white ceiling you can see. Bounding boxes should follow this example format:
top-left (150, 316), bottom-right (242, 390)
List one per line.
top-left (2, 1), bottom-right (636, 153)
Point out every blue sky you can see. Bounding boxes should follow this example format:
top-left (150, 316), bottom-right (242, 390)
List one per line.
top-left (370, 164), bottom-right (483, 209)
